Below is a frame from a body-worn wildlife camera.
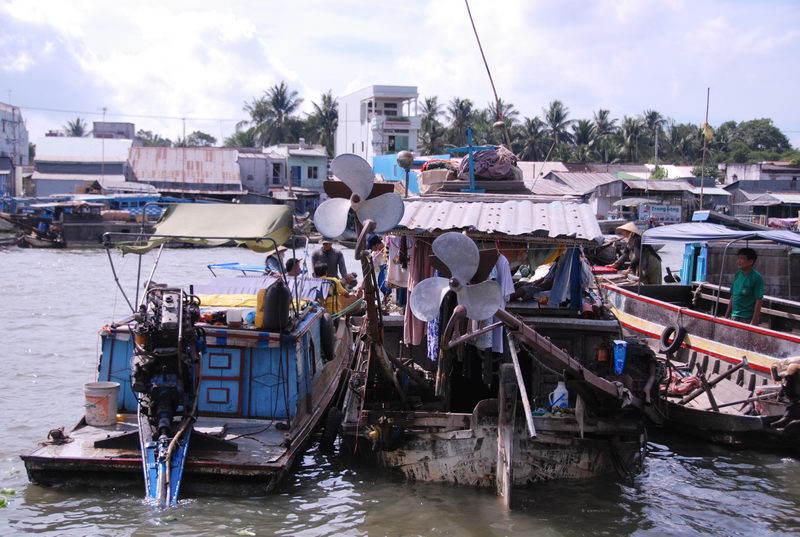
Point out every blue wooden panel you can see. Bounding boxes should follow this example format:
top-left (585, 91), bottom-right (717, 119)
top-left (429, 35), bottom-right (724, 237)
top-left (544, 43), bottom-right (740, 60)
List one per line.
top-left (100, 333), bottom-right (137, 412)
top-left (198, 379), bottom-right (240, 414)
top-left (249, 346), bottom-right (297, 419)
top-left (202, 348), bottom-right (242, 378)
top-left (198, 346), bottom-right (243, 415)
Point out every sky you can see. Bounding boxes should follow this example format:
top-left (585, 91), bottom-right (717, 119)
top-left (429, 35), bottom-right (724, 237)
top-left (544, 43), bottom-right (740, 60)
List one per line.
top-left (2, 0), bottom-right (799, 149)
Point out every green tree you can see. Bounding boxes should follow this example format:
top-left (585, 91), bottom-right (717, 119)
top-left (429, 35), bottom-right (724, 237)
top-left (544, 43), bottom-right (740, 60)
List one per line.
top-left (136, 129), bottom-right (172, 147)
top-left (446, 97), bottom-right (474, 146)
top-left (419, 96), bottom-right (445, 154)
top-left (733, 118), bottom-right (791, 153)
top-left (63, 117), bottom-right (88, 137)
top-left (572, 119), bottom-right (596, 146)
top-left (593, 109), bottom-right (618, 163)
top-left (223, 127), bottom-right (258, 148)
top-left (543, 100), bottom-right (574, 145)
top-left (514, 117), bottom-right (549, 160)
top-left (620, 116), bottom-right (644, 162)
top-left (242, 81), bottom-right (304, 146)
top-left (175, 131), bottom-right (217, 147)
top-left (306, 90), bottom-right (338, 157)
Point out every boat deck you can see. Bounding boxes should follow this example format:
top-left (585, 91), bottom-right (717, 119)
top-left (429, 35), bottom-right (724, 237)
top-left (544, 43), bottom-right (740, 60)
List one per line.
top-left (23, 415), bottom-right (294, 495)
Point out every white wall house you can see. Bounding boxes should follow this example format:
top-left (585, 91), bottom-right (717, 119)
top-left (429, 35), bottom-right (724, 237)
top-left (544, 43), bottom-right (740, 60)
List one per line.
top-left (335, 85), bottom-right (421, 163)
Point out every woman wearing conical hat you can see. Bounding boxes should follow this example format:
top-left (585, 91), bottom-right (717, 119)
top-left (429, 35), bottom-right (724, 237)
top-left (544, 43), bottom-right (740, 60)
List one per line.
top-left (609, 222), bottom-right (662, 285)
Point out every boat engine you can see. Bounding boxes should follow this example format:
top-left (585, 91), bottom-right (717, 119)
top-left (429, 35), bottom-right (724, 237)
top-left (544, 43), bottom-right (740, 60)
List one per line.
top-left (132, 288), bottom-right (202, 439)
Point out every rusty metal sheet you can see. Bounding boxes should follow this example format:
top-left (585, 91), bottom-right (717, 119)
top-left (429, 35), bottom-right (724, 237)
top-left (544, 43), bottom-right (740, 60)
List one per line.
top-left (129, 147), bottom-right (241, 185)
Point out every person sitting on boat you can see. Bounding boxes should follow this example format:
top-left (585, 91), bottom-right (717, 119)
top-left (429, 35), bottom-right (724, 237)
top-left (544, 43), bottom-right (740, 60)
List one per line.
top-left (265, 245), bottom-right (288, 275)
top-left (724, 247), bottom-right (764, 325)
top-left (312, 240), bottom-right (348, 279)
top-left (609, 222), bottom-right (662, 285)
top-left (314, 263), bottom-right (360, 313)
top-left (285, 258), bottom-right (301, 277)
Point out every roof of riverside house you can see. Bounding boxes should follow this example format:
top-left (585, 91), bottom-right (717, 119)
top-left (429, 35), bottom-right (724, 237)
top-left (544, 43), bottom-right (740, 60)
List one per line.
top-left (129, 146), bottom-right (241, 185)
top-left (545, 171), bottom-right (619, 194)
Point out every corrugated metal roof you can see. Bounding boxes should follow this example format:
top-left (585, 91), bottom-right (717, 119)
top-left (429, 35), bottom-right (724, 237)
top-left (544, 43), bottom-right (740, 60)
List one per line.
top-left (237, 151), bottom-right (284, 160)
top-left (547, 172), bottom-right (618, 194)
top-left (621, 179), bottom-right (693, 191)
top-left (517, 161), bottom-right (568, 182)
top-left (767, 193), bottom-right (800, 203)
top-left (130, 147), bottom-right (241, 185)
top-left (397, 199), bottom-right (602, 242)
top-left (527, 179), bottom-right (583, 196)
top-left (688, 187), bottom-right (731, 196)
top-left (289, 148), bottom-right (327, 158)
top-left (35, 137), bottom-right (132, 163)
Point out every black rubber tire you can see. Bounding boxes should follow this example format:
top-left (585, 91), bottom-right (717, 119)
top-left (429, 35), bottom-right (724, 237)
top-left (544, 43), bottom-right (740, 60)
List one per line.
top-left (659, 324), bottom-right (687, 354)
top-left (320, 407), bottom-right (343, 451)
top-left (320, 313), bottom-right (335, 362)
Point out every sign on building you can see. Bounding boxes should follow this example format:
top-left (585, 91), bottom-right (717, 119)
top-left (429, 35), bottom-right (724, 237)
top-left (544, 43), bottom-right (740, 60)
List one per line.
top-left (641, 204), bottom-right (682, 223)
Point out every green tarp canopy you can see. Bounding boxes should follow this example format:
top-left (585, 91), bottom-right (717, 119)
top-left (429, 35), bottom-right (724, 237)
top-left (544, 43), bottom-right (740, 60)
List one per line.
top-left (116, 203), bottom-right (294, 254)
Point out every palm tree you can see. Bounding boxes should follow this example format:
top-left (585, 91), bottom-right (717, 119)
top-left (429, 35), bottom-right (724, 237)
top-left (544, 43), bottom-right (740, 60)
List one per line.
top-left (487, 98), bottom-right (519, 126)
top-left (63, 117), bottom-right (88, 137)
top-left (242, 81), bottom-right (304, 146)
top-left (620, 116), bottom-right (644, 162)
top-left (593, 109), bottom-right (618, 164)
top-left (642, 109), bottom-right (666, 161)
top-left (543, 100), bottom-right (573, 146)
top-left (515, 117), bottom-right (549, 160)
top-left (419, 96), bottom-right (445, 154)
top-left (307, 90), bottom-right (338, 157)
top-left (223, 127), bottom-right (258, 148)
top-left (572, 119), bottom-right (596, 146)
top-left (446, 97), bottom-right (474, 146)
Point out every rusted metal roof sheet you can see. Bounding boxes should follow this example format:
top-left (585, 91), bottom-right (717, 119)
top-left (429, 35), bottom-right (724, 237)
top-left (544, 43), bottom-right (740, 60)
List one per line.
top-left (397, 198), bottom-right (602, 242)
top-left (129, 147), bottom-right (241, 185)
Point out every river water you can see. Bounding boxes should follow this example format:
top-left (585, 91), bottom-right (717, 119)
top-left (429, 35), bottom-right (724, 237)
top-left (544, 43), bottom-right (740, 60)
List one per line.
top-left (1, 246), bottom-right (799, 536)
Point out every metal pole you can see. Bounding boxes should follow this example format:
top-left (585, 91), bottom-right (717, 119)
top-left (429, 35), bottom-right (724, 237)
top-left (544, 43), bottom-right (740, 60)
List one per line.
top-left (404, 168), bottom-right (410, 198)
top-left (700, 88), bottom-right (710, 210)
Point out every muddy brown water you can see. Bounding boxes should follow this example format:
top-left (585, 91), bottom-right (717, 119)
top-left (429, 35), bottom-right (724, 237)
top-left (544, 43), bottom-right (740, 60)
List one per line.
top-left (1, 245), bottom-right (799, 536)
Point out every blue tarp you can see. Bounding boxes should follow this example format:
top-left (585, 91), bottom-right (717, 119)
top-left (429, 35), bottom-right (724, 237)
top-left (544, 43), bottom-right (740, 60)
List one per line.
top-left (642, 222), bottom-right (800, 248)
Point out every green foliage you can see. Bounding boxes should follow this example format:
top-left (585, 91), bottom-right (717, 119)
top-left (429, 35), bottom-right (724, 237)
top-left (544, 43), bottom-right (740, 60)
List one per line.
top-left (63, 117), bottom-right (87, 137)
top-left (650, 166), bottom-right (666, 180)
top-left (175, 131), bottom-right (217, 147)
top-left (136, 129), bottom-right (172, 147)
top-left (28, 142), bottom-right (35, 161)
top-left (691, 164), bottom-right (721, 180)
top-left (306, 90), bottom-right (338, 158)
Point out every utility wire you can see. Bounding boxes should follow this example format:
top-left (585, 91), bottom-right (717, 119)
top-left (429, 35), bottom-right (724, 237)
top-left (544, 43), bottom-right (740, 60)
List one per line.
top-left (15, 104), bottom-right (241, 123)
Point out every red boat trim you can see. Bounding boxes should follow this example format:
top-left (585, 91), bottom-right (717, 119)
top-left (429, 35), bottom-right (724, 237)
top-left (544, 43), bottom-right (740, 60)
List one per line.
top-left (618, 319), bottom-right (772, 373)
top-left (602, 283), bottom-right (800, 344)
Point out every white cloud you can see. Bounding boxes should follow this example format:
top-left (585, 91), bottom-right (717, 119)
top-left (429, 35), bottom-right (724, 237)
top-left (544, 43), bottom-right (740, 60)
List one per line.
top-left (0, 0), bottom-right (797, 147)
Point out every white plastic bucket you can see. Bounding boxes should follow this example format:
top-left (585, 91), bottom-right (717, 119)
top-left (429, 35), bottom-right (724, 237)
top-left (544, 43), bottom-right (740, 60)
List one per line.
top-left (84, 381), bottom-right (120, 426)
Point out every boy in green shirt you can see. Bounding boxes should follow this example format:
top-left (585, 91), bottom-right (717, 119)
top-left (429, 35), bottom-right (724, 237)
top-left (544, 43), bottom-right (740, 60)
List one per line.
top-left (725, 247), bottom-right (764, 325)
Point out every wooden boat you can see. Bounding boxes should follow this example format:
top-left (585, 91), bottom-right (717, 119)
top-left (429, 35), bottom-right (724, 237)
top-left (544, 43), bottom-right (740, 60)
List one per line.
top-left (333, 196), bottom-right (659, 504)
top-left (21, 204), bottom-right (353, 504)
top-left (600, 222), bottom-right (800, 450)
top-left (19, 232), bottom-right (65, 248)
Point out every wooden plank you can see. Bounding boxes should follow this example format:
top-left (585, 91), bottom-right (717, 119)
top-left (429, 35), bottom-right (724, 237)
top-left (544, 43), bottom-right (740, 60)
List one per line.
top-left (507, 333), bottom-right (536, 438)
top-left (496, 364), bottom-right (517, 508)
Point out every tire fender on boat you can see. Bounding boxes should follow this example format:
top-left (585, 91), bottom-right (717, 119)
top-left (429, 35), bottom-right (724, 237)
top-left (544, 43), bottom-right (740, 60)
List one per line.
top-left (320, 313), bottom-right (335, 362)
top-left (659, 324), bottom-right (687, 354)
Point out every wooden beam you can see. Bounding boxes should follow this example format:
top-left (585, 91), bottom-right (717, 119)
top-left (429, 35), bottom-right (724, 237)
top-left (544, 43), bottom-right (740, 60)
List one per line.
top-left (496, 364), bottom-right (517, 508)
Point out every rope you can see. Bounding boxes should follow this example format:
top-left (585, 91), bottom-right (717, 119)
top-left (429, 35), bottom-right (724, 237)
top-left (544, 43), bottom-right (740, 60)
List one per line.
top-left (331, 298), bottom-right (365, 320)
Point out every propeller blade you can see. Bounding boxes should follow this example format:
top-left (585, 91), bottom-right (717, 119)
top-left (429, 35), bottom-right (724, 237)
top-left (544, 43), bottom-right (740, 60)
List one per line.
top-left (355, 192), bottom-right (405, 233)
top-left (331, 154), bottom-right (373, 201)
top-left (432, 232), bottom-right (479, 286)
top-left (313, 197), bottom-right (352, 239)
top-left (323, 180), bottom-right (352, 199)
top-left (457, 280), bottom-right (505, 321)
top-left (409, 276), bottom-right (450, 322)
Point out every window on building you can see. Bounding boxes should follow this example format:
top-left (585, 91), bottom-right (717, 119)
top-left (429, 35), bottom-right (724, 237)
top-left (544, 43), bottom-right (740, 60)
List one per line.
top-left (246, 174), bottom-right (254, 182)
top-left (307, 166), bottom-right (318, 180)
top-left (396, 136), bottom-right (409, 151)
top-left (384, 102), bottom-right (398, 109)
top-left (272, 163), bottom-right (282, 185)
top-left (388, 136), bottom-right (396, 153)
top-left (361, 141), bottom-right (364, 152)
top-left (290, 166), bottom-right (301, 186)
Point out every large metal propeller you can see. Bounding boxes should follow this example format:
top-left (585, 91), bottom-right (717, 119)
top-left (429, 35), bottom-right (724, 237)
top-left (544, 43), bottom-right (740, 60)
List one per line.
top-left (313, 154), bottom-right (405, 239)
top-left (409, 232), bottom-right (505, 322)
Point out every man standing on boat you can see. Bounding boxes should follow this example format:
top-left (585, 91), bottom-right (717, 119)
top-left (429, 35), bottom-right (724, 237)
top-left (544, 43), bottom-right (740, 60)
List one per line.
top-left (312, 240), bottom-right (348, 279)
top-left (725, 247), bottom-right (764, 325)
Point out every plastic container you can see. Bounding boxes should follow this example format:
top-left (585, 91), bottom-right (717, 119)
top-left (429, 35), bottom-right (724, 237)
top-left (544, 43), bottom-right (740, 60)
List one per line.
top-left (226, 309), bottom-right (243, 327)
top-left (84, 382), bottom-right (120, 426)
top-left (549, 381), bottom-right (569, 409)
top-left (613, 340), bottom-right (628, 375)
